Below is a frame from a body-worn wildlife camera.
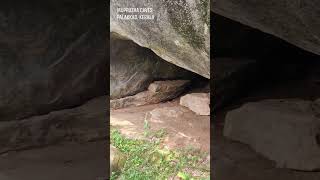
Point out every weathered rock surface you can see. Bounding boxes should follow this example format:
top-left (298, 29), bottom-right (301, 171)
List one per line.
top-left (149, 106), bottom-right (190, 120)
top-left (111, 80), bottom-right (190, 109)
top-left (110, 33), bottom-right (196, 99)
top-left (214, 58), bottom-right (259, 109)
top-left (147, 105), bottom-right (210, 150)
top-left (212, 0), bottom-right (320, 56)
top-left (0, 1), bottom-right (107, 121)
top-left (213, 115), bottom-right (320, 180)
top-left (180, 93), bottom-right (210, 116)
top-left (224, 99), bottom-right (320, 171)
top-left (111, 0), bottom-right (210, 78)
top-left (0, 96), bottom-right (107, 153)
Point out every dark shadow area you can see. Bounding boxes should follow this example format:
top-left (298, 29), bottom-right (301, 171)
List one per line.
top-left (212, 11), bottom-right (320, 180)
top-left (212, 12), bottom-right (320, 111)
top-left (0, 1), bottom-right (108, 180)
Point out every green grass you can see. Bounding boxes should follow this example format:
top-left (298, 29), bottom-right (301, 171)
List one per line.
top-left (110, 128), bottom-right (210, 180)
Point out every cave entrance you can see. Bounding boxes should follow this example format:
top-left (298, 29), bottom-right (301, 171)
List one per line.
top-left (110, 32), bottom-right (209, 102)
top-left (110, 32), bottom-right (211, 175)
top-left (213, 12), bottom-right (320, 179)
top-left (213, 12), bottom-right (320, 111)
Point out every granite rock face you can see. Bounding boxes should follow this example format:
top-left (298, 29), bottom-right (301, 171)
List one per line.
top-left (110, 33), bottom-right (196, 99)
top-left (212, 0), bottom-right (320, 56)
top-left (110, 0), bottom-right (210, 78)
top-left (0, 1), bottom-right (107, 121)
top-left (224, 99), bottom-right (320, 171)
top-left (0, 96), bottom-right (107, 153)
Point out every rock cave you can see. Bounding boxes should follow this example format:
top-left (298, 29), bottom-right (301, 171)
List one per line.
top-left (110, 31), bottom-right (211, 180)
top-left (212, 1), bottom-right (320, 178)
top-left (109, 0), bottom-right (211, 178)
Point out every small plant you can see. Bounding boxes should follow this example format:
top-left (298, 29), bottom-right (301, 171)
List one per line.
top-left (177, 172), bottom-right (193, 180)
top-left (110, 128), bottom-right (210, 179)
top-left (143, 117), bottom-right (151, 137)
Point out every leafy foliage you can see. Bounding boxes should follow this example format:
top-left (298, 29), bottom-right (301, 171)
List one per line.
top-left (110, 128), bottom-right (210, 180)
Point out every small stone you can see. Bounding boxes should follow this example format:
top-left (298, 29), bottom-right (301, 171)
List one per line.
top-left (180, 93), bottom-right (210, 116)
top-left (110, 145), bottom-right (126, 173)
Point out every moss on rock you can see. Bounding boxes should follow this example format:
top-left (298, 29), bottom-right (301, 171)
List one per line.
top-left (164, 0), bottom-right (206, 49)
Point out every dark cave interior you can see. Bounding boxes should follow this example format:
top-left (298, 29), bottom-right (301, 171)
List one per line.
top-left (212, 12), bottom-right (320, 111)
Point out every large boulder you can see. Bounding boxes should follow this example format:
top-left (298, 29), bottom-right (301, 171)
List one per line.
top-left (180, 93), bottom-right (210, 116)
top-left (224, 99), bottom-right (320, 171)
top-left (212, 0), bottom-right (320, 56)
top-left (111, 80), bottom-right (190, 109)
top-left (0, 1), bottom-right (106, 121)
top-left (110, 33), bottom-right (196, 99)
top-left (110, 0), bottom-right (210, 78)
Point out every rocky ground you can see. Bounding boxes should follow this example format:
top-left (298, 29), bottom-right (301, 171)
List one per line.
top-left (111, 94), bottom-right (210, 152)
top-left (110, 80), bottom-right (210, 178)
top-left (0, 95), bottom-right (108, 180)
top-left (0, 141), bottom-right (107, 180)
